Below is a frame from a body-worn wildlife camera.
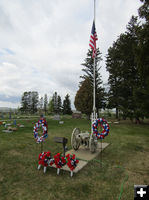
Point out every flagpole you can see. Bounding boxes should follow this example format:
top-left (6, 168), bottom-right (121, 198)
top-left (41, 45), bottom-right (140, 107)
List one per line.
top-left (90, 0), bottom-right (97, 135)
top-left (90, 0), bottom-right (98, 152)
top-left (93, 0), bottom-right (96, 123)
top-left (94, 0), bottom-right (96, 23)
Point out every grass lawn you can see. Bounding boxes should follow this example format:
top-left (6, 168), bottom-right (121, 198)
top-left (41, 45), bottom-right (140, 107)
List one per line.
top-left (0, 116), bottom-right (149, 200)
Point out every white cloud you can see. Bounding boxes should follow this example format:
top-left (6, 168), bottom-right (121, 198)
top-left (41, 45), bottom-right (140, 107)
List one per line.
top-left (0, 0), bottom-right (142, 108)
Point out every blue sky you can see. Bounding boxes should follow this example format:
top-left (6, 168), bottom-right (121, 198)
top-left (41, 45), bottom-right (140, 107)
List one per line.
top-left (0, 0), bottom-right (142, 108)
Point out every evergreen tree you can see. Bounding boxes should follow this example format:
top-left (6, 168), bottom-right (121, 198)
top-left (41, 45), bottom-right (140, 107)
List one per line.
top-left (135, 0), bottom-right (149, 118)
top-left (31, 91), bottom-right (39, 114)
top-left (28, 91), bottom-right (32, 112)
top-left (63, 94), bottom-right (72, 114)
top-left (106, 16), bottom-right (140, 120)
top-left (79, 48), bottom-right (105, 114)
top-left (138, 0), bottom-right (149, 21)
top-left (105, 1), bottom-right (149, 121)
top-left (48, 97), bottom-right (54, 114)
top-left (49, 92), bottom-right (62, 114)
top-left (39, 97), bottom-right (44, 111)
top-left (20, 92), bottom-right (28, 113)
top-left (44, 94), bottom-right (48, 115)
top-left (106, 42), bottom-right (122, 118)
top-left (57, 95), bottom-right (62, 114)
top-left (20, 91), bottom-right (39, 114)
top-left (53, 92), bottom-right (58, 113)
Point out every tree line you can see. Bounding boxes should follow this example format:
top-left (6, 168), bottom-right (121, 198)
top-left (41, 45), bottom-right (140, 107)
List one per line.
top-left (20, 91), bottom-right (72, 115)
top-left (75, 0), bottom-right (149, 121)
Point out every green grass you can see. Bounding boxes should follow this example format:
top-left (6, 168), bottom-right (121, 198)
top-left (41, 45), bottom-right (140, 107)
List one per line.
top-left (0, 117), bottom-right (149, 200)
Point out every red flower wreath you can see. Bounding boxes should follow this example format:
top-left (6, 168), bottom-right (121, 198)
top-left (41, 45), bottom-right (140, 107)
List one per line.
top-left (54, 153), bottom-right (66, 169)
top-left (38, 151), bottom-right (54, 167)
top-left (66, 154), bottom-right (79, 171)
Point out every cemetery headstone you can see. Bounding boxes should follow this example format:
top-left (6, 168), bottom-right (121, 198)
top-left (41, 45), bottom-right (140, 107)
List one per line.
top-left (72, 111), bottom-right (82, 119)
top-left (53, 114), bottom-right (60, 120)
top-left (19, 125), bottom-right (25, 128)
top-left (59, 121), bottom-right (64, 124)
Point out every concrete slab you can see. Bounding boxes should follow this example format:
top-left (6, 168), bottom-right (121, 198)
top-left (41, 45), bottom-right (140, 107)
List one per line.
top-left (49, 142), bottom-right (110, 173)
top-left (66, 142), bottom-right (110, 161)
top-left (50, 160), bottom-right (88, 173)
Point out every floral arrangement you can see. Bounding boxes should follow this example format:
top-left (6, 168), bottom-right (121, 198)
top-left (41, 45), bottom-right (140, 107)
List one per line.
top-left (38, 151), bottom-right (54, 167)
top-left (53, 153), bottom-right (66, 169)
top-left (38, 152), bottom-right (79, 176)
top-left (92, 118), bottom-right (109, 139)
top-left (33, 118), bottom-right (48, 143)
top-left (66, 154), bottom-right (79, 171)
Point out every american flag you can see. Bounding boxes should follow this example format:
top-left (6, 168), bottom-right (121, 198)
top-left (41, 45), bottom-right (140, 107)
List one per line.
top-left (89, 20), bottom-right (98, 58)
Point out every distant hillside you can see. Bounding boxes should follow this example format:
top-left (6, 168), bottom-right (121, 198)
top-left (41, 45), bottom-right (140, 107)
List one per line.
top-left (0, 107), bottom-right (17, 112)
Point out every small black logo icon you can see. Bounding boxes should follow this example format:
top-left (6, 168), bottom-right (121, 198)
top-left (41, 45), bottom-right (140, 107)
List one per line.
top-left (134, 185), bottom-right (149, 199)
